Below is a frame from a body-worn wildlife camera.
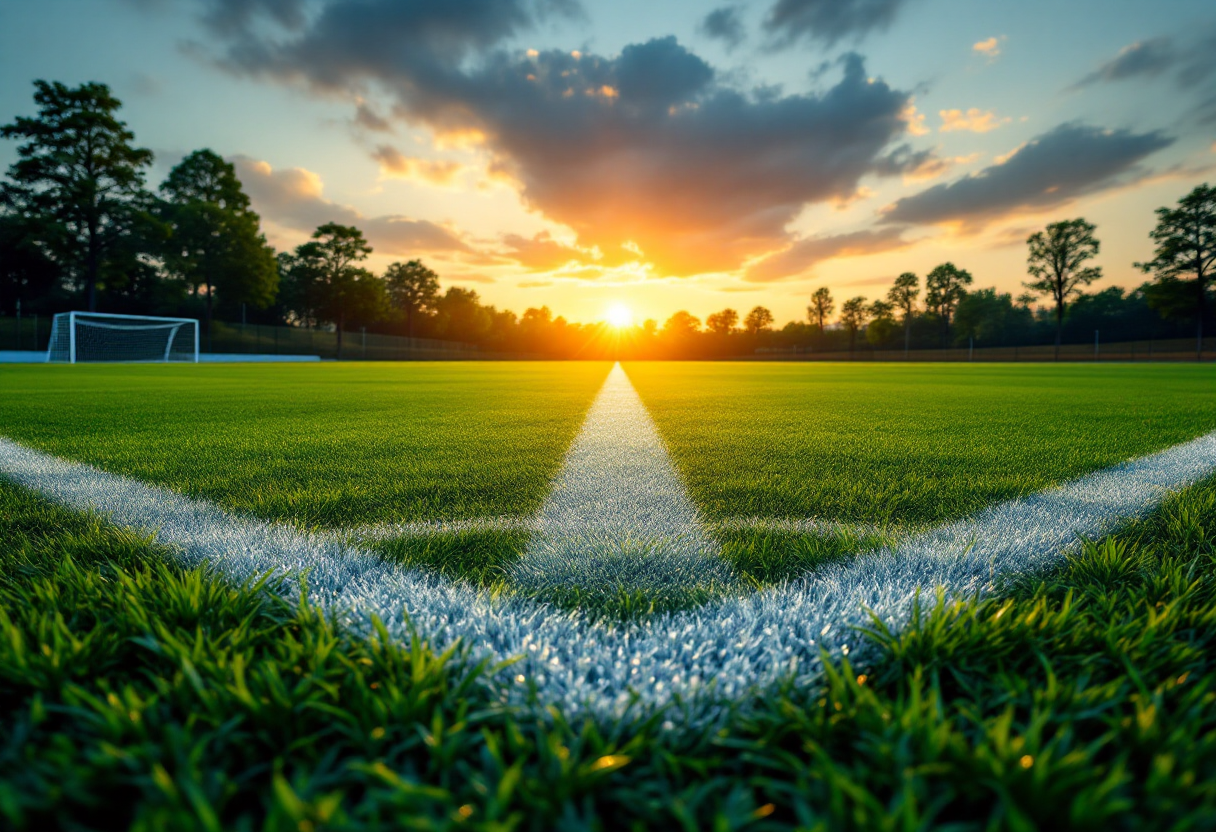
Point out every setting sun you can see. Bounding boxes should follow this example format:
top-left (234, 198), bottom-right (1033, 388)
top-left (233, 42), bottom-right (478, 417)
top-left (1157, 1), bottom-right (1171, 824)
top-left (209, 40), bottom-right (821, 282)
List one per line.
top-left (606, 303), bottom-right (633, 328)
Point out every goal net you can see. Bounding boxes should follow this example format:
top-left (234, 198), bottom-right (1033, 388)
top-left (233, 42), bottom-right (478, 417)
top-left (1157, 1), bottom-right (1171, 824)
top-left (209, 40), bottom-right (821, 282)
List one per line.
top-left (46, 312), bottom-right (200, 363)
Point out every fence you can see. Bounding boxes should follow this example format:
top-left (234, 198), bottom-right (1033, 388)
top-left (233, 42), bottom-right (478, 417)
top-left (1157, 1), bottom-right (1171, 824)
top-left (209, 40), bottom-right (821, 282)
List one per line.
top-left (203, 321), bottom-right (485, 361)
top-left (0, 316), bottom-right (487, 361)
top-left (750, 337), bottom-right (1216, 362)
top-left (3, 315), bottom-right (1214, 361)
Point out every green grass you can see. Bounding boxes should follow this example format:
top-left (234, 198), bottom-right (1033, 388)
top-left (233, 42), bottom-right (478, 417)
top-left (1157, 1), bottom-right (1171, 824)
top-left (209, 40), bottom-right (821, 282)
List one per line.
top-left (627, 362), bottom-right (1216, 523)
top-left (4, 470), bottom-right (1216, 830)
top-left (0, 363), bottom-right (610, 527)
top-left (6, 363), bottom-right (1215, 533)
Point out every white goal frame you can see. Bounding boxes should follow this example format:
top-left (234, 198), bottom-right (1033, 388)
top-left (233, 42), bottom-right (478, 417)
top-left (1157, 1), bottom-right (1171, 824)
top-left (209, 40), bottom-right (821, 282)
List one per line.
top-left (47, 312), bottom-right (200, 364)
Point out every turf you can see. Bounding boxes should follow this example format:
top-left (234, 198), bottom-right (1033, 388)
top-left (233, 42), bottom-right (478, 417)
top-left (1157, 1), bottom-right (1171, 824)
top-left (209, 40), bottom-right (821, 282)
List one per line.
top-left (626, 362), bottom-right (1216, 523)
top-left (4, 467), bottom-right (1216, 829)
top-left (0, 362), bottom-right (610, 527)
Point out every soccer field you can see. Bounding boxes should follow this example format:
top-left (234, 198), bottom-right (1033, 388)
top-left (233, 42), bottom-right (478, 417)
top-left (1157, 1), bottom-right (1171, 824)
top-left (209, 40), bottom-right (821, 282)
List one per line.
top-left (4, 362), bottom-right (1215, 527)
top-left (3, 361), bottom-right (1216, 828)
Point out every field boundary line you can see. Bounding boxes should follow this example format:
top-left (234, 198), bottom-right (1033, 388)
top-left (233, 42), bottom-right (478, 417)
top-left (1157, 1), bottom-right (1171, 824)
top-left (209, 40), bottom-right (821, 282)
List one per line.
top-left (2, 432), bottom-right (1215, 720)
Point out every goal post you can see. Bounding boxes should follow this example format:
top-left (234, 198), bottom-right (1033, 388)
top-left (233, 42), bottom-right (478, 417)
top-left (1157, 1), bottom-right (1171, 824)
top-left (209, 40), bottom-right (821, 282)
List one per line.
top-left (47, 312), bottom-right (200, 364)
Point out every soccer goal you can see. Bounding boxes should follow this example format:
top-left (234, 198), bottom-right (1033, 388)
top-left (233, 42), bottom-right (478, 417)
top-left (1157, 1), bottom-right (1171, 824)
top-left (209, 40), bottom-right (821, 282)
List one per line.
top-left (46, 312), bottom-right (200, 363)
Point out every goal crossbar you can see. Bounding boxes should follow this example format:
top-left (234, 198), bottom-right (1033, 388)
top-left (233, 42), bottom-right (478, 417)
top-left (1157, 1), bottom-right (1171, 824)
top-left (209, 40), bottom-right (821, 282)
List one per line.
top-left (47, 311), bottom-right (200, 364)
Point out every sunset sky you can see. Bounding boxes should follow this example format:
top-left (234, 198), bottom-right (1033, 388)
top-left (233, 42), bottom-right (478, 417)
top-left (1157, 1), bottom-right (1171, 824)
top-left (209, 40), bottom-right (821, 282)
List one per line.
top-left (2, 0), bottom-right (1214, 326)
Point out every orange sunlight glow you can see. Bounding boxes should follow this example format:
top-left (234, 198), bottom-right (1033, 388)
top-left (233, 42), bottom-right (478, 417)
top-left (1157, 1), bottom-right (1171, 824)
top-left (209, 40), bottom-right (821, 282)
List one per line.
top-left (605, 303), bottom-right (633, 328)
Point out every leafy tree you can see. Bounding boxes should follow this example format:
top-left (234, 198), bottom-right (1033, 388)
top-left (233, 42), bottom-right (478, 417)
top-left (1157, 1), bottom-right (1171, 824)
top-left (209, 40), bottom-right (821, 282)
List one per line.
top-left (887, 272), bottom-right (919, 354)
top-left (839, 296), bottom-right (869, 354)
top-left (808, 287), bottom-right (834, 333)
top-left (0, 213), bottom-right (59, 315)
top-left (1136, 184), bottom-right (1216, 359)
top-left (1024, 218), bottom-right (1103, 359)
top-left (925, 262), bottom-right (973, 344)
top-left (0, 81), bottom-right (154, 311)
top-left (160, 149), bottom-right (277, 330)
top-left (953, 288), bottom-right (1031, 347)
top-left (291, 223), bottom-right (373, 354)
top-left (706, 308), bottom-right (738, 335)
top-left (662, 310), bottom-right (701, 338)
top-left (384, 259), bottom-right (440, 338)
top-left (434, 286), bottom-right (491, 344)
top-left (866, 298), bottom-right (898, 348)
top-left (743, 305), bottom-right (774, 334)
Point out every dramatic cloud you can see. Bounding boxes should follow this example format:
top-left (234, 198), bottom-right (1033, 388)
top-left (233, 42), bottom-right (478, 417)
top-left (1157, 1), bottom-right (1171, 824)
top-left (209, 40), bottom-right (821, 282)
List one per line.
top-left (371, 145), bottom-right (464, 185)
top-left (499, 232), bottom-right (590, 271)
top-left (230, 155), bottom-right (472, 254)
top-left (197, 2), bottom-right (920, 275)
top-left (699, 6), bottom-right (746, 50)
top-left (939, 107), bottom-right (1009, 133)
top-left (744, 228), bottom-right (909, 282)
top-left (763, 0), bottom-right (910, 47)
top-left (882, 123), bottom-right (1174, 229)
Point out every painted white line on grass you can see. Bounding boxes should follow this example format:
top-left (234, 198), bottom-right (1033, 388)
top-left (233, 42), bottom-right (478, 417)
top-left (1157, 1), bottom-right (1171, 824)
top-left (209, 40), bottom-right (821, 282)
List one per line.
top-left (348, 515), bottom-right (880, 541)
top-left (2, 431), bottom-right (1215, 721)
top-left (508, 364), bottom-right (734, 599)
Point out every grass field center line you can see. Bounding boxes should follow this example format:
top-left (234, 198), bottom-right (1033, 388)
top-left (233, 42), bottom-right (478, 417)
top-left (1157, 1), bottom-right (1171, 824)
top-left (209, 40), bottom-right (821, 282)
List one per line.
top-left (3, 431), bottom-right (1216, 719)
top-left (506, 362), bottom-right (736, 600)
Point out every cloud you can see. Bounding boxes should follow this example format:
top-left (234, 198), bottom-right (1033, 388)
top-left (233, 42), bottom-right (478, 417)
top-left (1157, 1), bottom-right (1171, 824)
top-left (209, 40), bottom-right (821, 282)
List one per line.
top-left (499, 231), bottom-right (590, 270)
top-left (371, 145), bottom-right (464, 185)
top-left (939, 107), bottom-right (1010, 133)
top-left (972, 36), bottom-right (1003, 59)
top-left (197, 6), bottom-right (920, 276)
top-left (354, 100), bottom-right (392, 132)
top-left (763, 0), bottom-right (912, 47)
top-left (1074, 37), bottom-right (1176, 87)
top-left (1071, 29), bottom-right (1216, 119)
top-left (744, 228), bottom-right (910, 282)
top-left (699, 5), bottom-right (746, 50)
top-left (194, 0), bottom-right (307, 36)
top-left (230, 155), bottom-right (472, 254)
top-left (881, 123), bottom-right (1174, 229)
top-left (900, 102), bottom-right (929, 136)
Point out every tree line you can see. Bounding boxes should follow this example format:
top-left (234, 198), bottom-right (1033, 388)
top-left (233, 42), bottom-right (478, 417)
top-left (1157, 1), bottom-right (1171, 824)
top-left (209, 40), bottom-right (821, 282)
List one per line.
top-left (2, 80), bottom-right (1214, 359)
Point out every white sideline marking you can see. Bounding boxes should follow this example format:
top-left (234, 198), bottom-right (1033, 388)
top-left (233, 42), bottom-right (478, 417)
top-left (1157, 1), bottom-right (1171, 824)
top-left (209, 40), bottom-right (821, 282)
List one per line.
top-left (508, 364), bottom-right (734, 598)
top-left (2, 431), bottom-right (1215, 722)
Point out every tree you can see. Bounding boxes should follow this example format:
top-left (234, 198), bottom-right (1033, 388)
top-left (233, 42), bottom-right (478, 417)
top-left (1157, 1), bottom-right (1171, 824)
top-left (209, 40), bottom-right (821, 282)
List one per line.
top-left (924, 262), bottom-right (973, 345)
top-left (384, 259), bottom-right (440, 338)
top-left (706, 308), bottom-right (738, 335)
top-left (300, 223), bottom-right (373, 355)
top-left (743, 305), bottom-right (774, 334)
top-left (808, 287), bottom-right (834, 333)
top-left (434, 286), bottom-right (492, 343)
top-left (839, 296), bottom-right (869, 355)
top-left (662, 310), bottom-right (701, 338)
top-left (1136, 184), bottom-right (1216, 360)
top-left (1024, 218), bottom-right (1102, 360)
top-left (0, 213), bottom-right (60, 315)
top-left (866, 298), bottom-right (898, 348)
top-left (1, 81), bottom-right (154, 311)
top-left (887, 272), bottom-right (919, 354)
top-left (160, 149), bottom-right (277, 331)
top-left (953, 288), bottom-right (1029, 347)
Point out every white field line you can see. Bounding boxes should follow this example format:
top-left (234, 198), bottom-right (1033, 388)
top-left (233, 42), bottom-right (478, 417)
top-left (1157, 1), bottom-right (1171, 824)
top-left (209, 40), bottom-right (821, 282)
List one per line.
top-left (347, 515), bottom-right (882, 541)
top-left (507, 364), bottom-right (734, 598)
top-left (3, 432), bottom-right (1215, 721)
